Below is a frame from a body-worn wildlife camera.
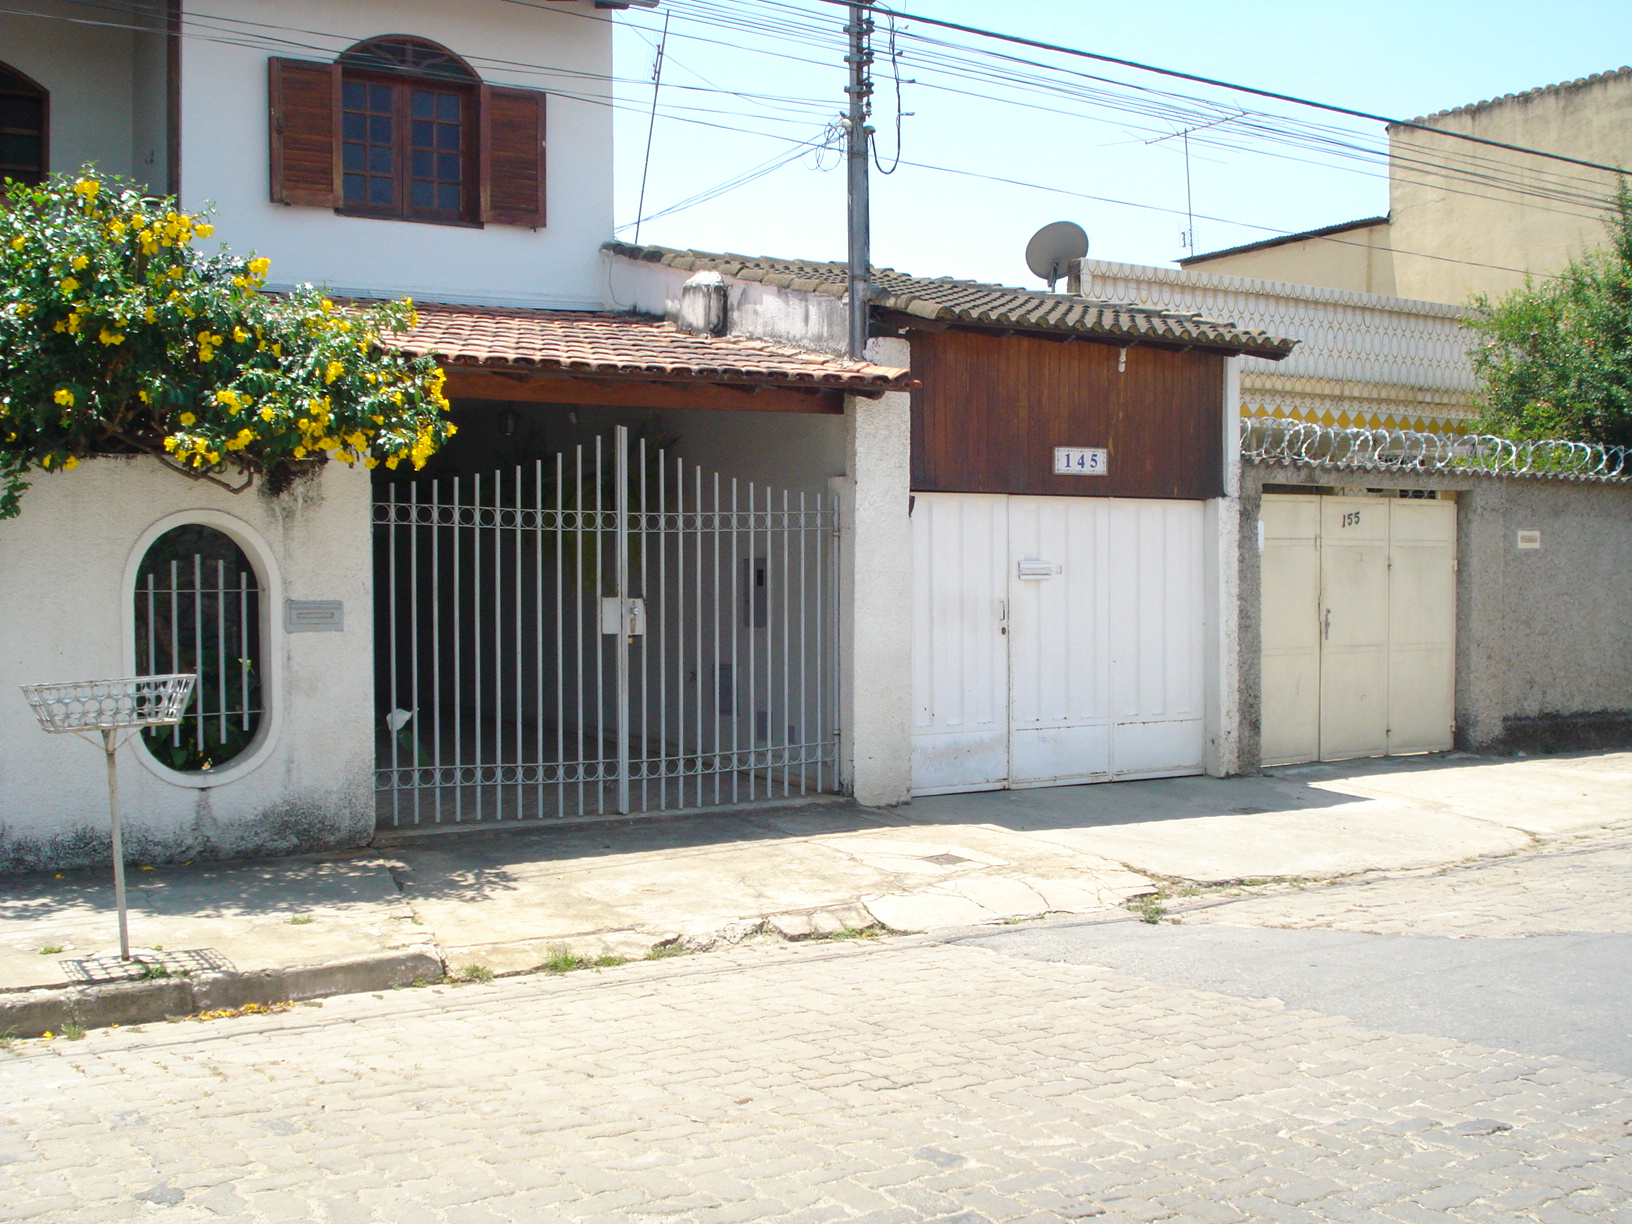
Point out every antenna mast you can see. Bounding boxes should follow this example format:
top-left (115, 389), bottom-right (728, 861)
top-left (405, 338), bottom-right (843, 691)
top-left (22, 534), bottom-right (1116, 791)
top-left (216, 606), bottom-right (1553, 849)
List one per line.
top-left (844, 2), bottom-right (875, 360)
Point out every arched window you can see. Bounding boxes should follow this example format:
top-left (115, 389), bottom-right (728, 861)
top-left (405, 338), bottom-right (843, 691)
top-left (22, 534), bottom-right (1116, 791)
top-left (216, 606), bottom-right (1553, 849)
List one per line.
top-left (0, 62), bottom-right (47, 186)
top-left (337, 36), bottom-right (479, 222)
top-left (134, 525), bottom-right (264, 774)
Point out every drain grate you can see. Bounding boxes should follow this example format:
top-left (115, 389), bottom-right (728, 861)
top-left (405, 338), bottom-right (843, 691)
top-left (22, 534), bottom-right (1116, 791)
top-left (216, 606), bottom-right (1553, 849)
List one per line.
top-left (922, 853), bottom-right (971, 867)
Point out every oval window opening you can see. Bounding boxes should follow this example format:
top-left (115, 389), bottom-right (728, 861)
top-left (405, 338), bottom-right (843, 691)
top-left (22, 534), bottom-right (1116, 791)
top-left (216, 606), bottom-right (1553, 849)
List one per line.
top-left (134, 525), bottom-right (264, 774)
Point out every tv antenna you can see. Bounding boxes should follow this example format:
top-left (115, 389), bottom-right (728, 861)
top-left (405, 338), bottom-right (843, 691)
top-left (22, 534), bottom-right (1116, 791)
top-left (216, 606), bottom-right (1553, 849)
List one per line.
top-left (1025, 221), bottom-right (1089, 291)
top-left (1145, 111), bottom-right (1244, 253)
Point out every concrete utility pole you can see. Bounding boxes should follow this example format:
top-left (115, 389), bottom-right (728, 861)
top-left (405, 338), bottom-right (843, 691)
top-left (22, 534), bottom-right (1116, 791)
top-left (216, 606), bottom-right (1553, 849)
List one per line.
top-left (844, 2), bottom-right (875, 360)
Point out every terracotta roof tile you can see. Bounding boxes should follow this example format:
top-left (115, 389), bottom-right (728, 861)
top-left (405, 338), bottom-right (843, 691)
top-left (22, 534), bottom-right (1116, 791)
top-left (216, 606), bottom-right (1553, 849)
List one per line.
top-left (604, 242), bottom-right (1298, 359)
top-left (385, 303), bottom-right (912, 390)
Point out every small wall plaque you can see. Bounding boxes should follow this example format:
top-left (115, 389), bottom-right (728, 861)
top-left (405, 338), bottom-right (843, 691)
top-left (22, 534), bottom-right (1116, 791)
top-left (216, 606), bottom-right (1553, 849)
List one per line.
top-left (1516, 530), bottom-right (1541, 550)
top-left (285, 600), bottom-right (344, 632)
top-left (1054, 446), bottom-right (1108, 476)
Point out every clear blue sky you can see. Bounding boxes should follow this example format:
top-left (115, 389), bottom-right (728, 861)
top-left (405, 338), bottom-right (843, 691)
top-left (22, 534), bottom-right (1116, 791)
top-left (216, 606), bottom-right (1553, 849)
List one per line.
top-left (608, 0), bottom-right (1632, 289)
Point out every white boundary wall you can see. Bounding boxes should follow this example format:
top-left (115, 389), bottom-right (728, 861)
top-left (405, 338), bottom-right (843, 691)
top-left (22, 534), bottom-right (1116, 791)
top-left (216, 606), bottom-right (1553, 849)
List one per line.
top-left (0, 458), bottom-right (375, 873)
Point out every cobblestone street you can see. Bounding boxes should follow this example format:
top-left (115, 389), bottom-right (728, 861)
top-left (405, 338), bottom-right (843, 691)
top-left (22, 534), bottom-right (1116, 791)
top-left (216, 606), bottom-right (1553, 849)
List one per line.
top-left (3, 824), bottom-right (1631, 1224)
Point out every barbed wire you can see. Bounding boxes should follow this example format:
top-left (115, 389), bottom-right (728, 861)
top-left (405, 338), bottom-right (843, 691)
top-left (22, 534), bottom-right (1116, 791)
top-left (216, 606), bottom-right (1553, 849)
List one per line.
top-left (1240, 417), bottom-right (1631, 483)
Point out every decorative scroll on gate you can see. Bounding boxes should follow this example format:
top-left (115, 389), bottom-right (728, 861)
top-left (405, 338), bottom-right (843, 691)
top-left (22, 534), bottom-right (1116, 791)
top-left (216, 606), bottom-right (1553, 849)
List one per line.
top-left (372, 426), bottom-right (839, 827)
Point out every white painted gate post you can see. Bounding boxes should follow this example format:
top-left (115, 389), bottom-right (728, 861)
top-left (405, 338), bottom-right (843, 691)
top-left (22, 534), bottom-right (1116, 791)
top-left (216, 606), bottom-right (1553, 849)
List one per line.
top-left (833, 337), bottom-right (913, 807)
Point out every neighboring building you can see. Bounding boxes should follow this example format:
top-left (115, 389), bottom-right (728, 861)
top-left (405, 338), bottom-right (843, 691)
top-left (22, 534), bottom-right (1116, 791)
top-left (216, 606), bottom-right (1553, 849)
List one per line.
top-left (1077, 259), bottom-right (1479, 434)
top-left (1182, 67), bottom-right (1632, 304)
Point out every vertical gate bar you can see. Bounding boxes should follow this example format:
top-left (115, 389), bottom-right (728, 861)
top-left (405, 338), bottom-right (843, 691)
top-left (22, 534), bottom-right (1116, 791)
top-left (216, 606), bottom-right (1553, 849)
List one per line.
top-left (694, 463), bottom-right (704, 810)
top-left (143, 574), bottom-right (156, 676)
top-left (554, 453), bottom-right (566, 820)
top-left (798, 493), bottom-right (808, 795)
top-left (615, 425), bottom-right (631, 816)
top-left (633, 437), bottom-right (646, 816)
top-left (713, 472), bottom-right (724, 808)
top-left (746, 481), bottom-right (756, 803)
top-left (657, 448), bottom-right (669, 812)
top-left (814, 503), bottom-right (824, 794)
top-left (514, 462), bottom-right (524, 821)
top-left (730, 477), bottom-right (740, 804)
top-left (169, 559), bottom-right (180, 749)
top-left (829, 493), bottom-right (840, 791)
top-left (214, 559), bottom-right (226, 746)
top-left (534, 459), bottom-right (546, 821)
top-left (407, 480), bottom-right (421, 826)
top-left (192, 553), bottom-right (204, 755)
top-left (593, 435), bottom-right (605, 815)
top-left (387, 482), bottom-right (400, 827)
top-left (575, 444), bottom-right (587, 817)
top-left (780, 488), bottom-right (790, 796)
top-left (239, 568), bottom-right (251, 729)
top-left (489, 469), bottom-right (499, 819)
top-left (429, 478), bottom-right (440, 826)
top-left (474, 472), bottom-right (484, 824)
top-left (452, 475), bottom-right (462, 824)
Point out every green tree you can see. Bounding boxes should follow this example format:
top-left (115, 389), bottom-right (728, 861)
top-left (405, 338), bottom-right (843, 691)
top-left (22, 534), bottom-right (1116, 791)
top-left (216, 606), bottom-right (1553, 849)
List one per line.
top-left (0, 168), bottom-right (455, 520)
top-left (1469, 181), bottom-right (1632, 449)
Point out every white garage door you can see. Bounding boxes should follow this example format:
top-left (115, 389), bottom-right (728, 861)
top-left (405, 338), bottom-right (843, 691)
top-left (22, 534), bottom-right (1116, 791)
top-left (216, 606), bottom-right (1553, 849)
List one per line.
top-left (1260, 494), bottom-right (1455, 766)
top-left (911, 493), bottom-right (1206, 796)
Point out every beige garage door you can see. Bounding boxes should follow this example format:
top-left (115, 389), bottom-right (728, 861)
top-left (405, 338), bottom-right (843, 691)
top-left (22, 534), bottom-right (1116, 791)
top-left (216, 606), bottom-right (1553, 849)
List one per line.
top-left (1260, 494), bottom-right (1455, 766)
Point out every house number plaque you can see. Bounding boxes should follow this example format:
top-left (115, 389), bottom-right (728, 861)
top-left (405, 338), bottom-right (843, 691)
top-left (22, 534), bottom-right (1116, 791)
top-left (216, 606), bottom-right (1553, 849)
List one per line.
top-left (1054, 446), bottom-right (1108, 476)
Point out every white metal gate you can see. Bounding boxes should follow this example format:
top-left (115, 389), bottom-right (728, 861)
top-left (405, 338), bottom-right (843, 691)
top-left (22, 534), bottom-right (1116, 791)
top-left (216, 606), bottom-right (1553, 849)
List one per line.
top-left (911, 492), bottom-right (1207, 796)
top-left (373, 426), bottom-right (839, 827)
top-left (1259, 494), bottom-right (1456, 766)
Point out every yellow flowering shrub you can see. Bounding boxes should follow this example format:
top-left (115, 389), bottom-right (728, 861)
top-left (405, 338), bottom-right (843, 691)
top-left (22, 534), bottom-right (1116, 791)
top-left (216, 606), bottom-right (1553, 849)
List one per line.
top-left (0, 168), bottom-right (453, 519)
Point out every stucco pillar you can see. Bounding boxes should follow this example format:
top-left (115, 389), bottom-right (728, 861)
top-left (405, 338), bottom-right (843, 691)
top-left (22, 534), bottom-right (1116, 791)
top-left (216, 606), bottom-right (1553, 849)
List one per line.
top-left (832, 337), bottom-right (913, 807)
top-left (1205, 356), bottom-right (1246, 776)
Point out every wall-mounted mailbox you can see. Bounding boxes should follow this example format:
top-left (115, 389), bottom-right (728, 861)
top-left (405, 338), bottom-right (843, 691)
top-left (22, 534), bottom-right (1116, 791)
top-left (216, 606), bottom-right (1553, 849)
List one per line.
top-left (285, 600), bottom-right (343, 632)
top-left (1016, 560), bottom-right (1059, 580)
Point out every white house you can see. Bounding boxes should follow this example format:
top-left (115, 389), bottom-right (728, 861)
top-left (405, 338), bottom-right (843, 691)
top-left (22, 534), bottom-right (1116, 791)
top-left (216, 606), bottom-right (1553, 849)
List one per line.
top-left (1, 0), bottom-right (1301, 873)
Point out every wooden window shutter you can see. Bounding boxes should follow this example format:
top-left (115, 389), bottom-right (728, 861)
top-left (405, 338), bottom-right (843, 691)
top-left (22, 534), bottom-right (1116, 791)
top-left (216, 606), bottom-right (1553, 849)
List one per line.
top-left (480, 85), bottom-right (547, 227)
top-left (269, 57), bottom-right (339, 207)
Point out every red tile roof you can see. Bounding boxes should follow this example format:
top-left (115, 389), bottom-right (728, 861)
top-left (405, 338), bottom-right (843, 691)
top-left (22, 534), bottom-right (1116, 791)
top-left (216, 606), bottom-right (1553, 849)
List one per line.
top-left (386, 304), bottom-right (911, 391)
top-left (605, 242), bottom-right (1299, 359)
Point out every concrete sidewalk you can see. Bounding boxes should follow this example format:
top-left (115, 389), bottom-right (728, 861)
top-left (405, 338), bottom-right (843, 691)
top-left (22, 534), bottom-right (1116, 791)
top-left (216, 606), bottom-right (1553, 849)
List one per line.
top-left (2, 749), bottom-right (1627, 1034)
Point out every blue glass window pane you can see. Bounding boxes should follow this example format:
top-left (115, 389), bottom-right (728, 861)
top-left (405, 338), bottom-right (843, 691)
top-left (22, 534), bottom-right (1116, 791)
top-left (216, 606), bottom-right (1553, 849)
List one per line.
top-left (411, 120), bottom-right (433, 149)
top-left (411, 180), bottom-right (433, 209)
top-left (437, 183), bottom-right (460, 212)
top-left (369, 84), bottom-right (392, 111)
top-left (437, 153), bottom-right (461, 181)
top-left (412, 149), bottom-right (434, 178)
top-left (342, 112), bottom-right (365, 140)
top-left (369, 114), bottom-right (392, 143)
top-left (368, 145), bottom-right (392, 174)
top-left (369, 177), bottom-right (393, 206)
top-left (342, 143), bottom-right (364, 171)
top-left (411, 91), bottom-right (434, 120)
top-left (436, 124), bottom-right (460, 152)
top-left (437, 94), bottom-right (461, 122)
top-left (341, 81), bottom-right (366, 109)
top-left (343, 173), bottom-right (365, 202)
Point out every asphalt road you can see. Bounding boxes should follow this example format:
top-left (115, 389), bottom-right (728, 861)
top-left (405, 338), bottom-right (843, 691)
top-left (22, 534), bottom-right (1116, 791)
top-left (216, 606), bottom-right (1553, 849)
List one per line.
top-left (963, 918), bottom-right (1632, 1076)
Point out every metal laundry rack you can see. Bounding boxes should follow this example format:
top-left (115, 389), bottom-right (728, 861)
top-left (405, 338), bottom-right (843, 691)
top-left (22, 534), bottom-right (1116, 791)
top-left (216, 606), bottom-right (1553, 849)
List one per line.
top-left (20, 674), bottom-right (196, 960)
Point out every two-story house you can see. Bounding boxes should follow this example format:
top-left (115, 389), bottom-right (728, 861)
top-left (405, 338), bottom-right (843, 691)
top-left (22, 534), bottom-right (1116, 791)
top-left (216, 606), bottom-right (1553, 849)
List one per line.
top-left (1, 0), bottom-right (1298, 873)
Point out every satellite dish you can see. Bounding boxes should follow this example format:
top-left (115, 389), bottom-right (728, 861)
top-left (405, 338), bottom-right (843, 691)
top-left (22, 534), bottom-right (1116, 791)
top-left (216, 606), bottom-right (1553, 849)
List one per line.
top-left (1025, 221), bottom-right (1089, 291)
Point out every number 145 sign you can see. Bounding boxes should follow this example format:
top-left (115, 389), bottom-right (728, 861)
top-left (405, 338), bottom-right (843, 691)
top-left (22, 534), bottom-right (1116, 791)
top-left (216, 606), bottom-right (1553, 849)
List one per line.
top-left (1054, 446), bottom-right (1108, 476)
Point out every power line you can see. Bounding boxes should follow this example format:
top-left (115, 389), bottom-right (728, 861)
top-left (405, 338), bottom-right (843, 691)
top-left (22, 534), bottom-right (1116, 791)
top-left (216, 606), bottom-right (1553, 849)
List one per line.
top-left (797, 0), bottom-right (1632, 178)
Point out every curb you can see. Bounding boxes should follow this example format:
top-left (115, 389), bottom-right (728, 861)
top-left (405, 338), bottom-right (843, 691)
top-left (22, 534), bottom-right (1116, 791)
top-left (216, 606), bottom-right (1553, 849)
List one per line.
top-left (0, 949), bottom-right (444, 1038)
